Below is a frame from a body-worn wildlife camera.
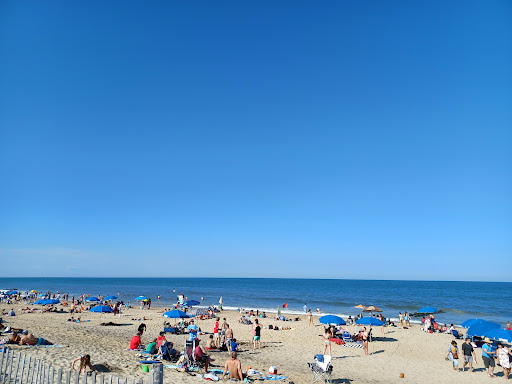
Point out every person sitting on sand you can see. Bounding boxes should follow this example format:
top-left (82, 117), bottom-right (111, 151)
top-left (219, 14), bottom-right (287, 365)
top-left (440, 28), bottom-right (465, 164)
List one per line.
top-left (19, 330), bottom-right (53, 346)
top-left (193, 339), bottom-right (214, 372)
top-left (222, 352), bottom-right (244, 380)
top-left (130, 332), bottom-right (143, 350)
top-left (157, 332), bottom-right (166, 349)
top-left (206, 335), bottom-right (216, 350)
top-left (138, 323), bottom-right (147, 335)
top-left (231, 338), bottom-right (238, 352)
top-left (4, 332), bottom-right (21, 345)
top-left (146, 338), bottom-right (158, 354)
top-left (72, 354), bottom-right (97, 374)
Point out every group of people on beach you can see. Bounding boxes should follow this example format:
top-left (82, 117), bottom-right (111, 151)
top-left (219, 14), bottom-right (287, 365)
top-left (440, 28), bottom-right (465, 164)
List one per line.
top-left (447, 337), bottom-right (512, 379)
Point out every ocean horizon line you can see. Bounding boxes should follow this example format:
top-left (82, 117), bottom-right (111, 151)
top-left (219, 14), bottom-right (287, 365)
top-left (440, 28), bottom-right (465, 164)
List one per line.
top-left (3, 276), bottom-right (512, 284)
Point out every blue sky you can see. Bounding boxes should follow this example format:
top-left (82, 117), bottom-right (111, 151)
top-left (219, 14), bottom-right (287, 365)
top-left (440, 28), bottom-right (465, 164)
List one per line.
top-left (1, 1), bottom-right (511, 280)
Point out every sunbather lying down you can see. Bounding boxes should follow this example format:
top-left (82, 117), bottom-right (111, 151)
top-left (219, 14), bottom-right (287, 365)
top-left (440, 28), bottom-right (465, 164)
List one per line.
top-left (19, 330), bottom-right (53, 346)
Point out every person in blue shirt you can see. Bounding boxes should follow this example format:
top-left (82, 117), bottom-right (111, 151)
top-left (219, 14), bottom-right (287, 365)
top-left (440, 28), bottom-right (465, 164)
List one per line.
top-left (187, 319), bottom-right (199, 341)
top-left (482, 337), bottom-right (496, 378)
top-left (231, 338), bottom-right (238, 352)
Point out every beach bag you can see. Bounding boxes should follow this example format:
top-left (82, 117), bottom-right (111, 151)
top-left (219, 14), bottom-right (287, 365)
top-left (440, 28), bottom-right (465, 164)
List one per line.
top-left (269, 325), bottom-right (273, 330)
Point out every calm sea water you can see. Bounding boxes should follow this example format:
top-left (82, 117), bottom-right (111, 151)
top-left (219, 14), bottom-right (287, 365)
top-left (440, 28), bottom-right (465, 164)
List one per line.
top-left (1, 278), bottom-right (510, 326)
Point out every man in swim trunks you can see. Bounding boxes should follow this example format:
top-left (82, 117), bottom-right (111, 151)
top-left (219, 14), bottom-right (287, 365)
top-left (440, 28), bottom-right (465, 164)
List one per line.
top-left (225, 324), bottom-right (233, 351)
top-left (19, 330), bottom-right (53, 346)
top-left (462, 338), bottom-right (477, 372)
top-left (222, 352), bottom-right (244, 380)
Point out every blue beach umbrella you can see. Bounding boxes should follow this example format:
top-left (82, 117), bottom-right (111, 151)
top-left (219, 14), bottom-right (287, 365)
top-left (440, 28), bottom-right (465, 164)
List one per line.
top-left (90, 305), bottom-right (113, 313)
top-left (319, 315), bottom-right (346, 326)
top-left (135, 296), bottom-right (148, 301)
top-left (7, 291), bottom-right (17, 295)
top-left (461, 319), bottom-right (488, 329)
top-left (34, 299), bottom-right (46, 305)
top-left (43, 299), bottom-right (60, 305)
top-left (483, 329), bottom-right (512, 343)
top-left (183, 300), bottom-right (200, 307)
top-left (418, 306), bottom-right (439, 314)
top-left (162, 310), bottom-right (189, 319)
top-left (105, 295), bottom-right (117, 300)
top-left (85, 297), bottom-right (100, 302)
top-left (356, 317), bottom-right (384, 326)
top-left (467, 321), bottom-right (500, 338)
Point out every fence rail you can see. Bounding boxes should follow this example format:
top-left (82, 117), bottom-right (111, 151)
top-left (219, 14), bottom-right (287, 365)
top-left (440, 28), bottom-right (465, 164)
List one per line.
top-left (0, 349), bottom-right (162, 384)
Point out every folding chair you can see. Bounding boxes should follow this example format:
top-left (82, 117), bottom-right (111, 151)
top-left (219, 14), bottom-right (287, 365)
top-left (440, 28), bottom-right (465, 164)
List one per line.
top-left (308, 355), bottom-right (332, 383)
top-left (342, 331), bottom-right (352, 343)
top-left (184, 339), bottom-right (197, 365)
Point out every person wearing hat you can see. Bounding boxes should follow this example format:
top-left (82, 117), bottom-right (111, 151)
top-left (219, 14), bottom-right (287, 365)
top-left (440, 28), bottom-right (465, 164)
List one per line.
top-left (187, 319), bottom-right (199, 341)
top-left (482, 337), bottom-right (496, 378)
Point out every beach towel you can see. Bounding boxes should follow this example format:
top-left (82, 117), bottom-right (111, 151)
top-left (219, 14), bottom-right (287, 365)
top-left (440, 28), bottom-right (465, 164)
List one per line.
top-left (247, 369), bottom-right (263, 376)
top-left (28, 344), bottom-right (63, 348)
top-left (329, 338), bottom-right (345, 345)
top-left (340, 342), bottom-right (363, 348)
top-left (138, 360), bottom-right (162, 364)
top-left (164, 364), bottom-right (198, 371)
top-left (263, 375), bottom-right (288, 380)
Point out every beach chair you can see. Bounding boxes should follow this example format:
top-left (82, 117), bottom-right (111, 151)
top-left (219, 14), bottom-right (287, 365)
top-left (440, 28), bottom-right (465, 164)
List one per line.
top-left (308, 355), bottom-right (332, 384)
top-left (184, 339), bottom-right (197, 365)
top-left (342, 331), bottom-right (352, 343)
top-left (451, 330), bottom-right (462, 339)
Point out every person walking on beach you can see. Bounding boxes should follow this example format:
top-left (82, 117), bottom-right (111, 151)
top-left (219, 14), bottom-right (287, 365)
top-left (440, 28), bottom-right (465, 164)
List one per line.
top-left (253, 319), bottom-right (262, 349)
top-left (303, 303), bottom-right (308, 313)
top-left (323, 326), bottom-right (333, 356)
top-left (497, 343), bottom-right (512, 379)
top-left (461, 338), bottom-right (477, 372)
top-left (446, 340), bottom-right (460, 371)
top-left (404, 312), bottom-right (410, 328)
top-left (482, 337), bottom-right (496, 378)
top-left (398, 312), bottom-right (403, 327)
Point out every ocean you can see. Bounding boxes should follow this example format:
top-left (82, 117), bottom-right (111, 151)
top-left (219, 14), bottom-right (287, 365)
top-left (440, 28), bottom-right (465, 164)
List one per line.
top-left (1, 278), bottom-right (510, 326)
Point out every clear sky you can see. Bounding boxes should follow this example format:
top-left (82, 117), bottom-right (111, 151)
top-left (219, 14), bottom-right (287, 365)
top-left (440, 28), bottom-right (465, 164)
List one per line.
top-left (1, 1), bottom-right (511, 281)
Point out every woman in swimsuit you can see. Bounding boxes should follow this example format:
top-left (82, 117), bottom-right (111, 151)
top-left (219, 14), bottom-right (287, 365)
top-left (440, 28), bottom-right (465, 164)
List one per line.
top-left (253, 319), bottom-right (262, 349)
top-left (323, 326), bottom-right (333, 356)
top-left (362, 327), bottom-right (369, 356)
top-left (308, 310), bottom-right (314, 327)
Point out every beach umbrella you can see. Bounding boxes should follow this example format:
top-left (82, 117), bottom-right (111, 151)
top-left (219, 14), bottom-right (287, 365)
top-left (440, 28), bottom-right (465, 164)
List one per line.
top-left (356, 317), bottom-right (384, 326)
top-left (277, 307), bottom-right (281, 317)
top-left (43, 299), bottom-right (60, 305)
top-left (188, 308), bottom-right (209, 317)
top-left (30, 290), bottom-right (38, 293)
top-left (363, 306), bottom-right (383, 313)
top-left (319, 315), bottom-right (346, 326)
top-left (37, 294), bottom-right (46, 298)
top-left (184, 300), bottom-right (200, 307)
top-left (135, 296), bottom-right (148, 301)
top-left (34, 299), bottom-right (46, 305)
top-left (467, 321), bottom-right (500, 338)
top-left (7, 291), bottom-right (17, 295)
top-left (461, 319), bottom-right (488, 329)
top-left (90, 305), bottom-right (113, 313)
top-left (483, 329), bottom-right (512, 343)
top-left (417, 306), bottom-right (439, 314)
top-left (105, 295), bottom-right (117, 300)
top-left (162, 310), bottom-right (189, 319)
top-left (85, 297), bottom-right (100, 302)
top-left (354, 304), bottom-right (366, 310)
top-left (219, 296), bottom-right (223, 304)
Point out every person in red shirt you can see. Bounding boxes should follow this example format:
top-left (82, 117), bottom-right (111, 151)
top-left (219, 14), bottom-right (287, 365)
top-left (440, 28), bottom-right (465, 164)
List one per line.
top-left (157, 332), bottom-right (166, 348)
top-left (130, 332), bottom-right (142, 350)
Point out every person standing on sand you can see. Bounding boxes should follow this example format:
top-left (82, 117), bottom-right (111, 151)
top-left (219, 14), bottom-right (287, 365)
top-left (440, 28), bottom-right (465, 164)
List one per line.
top-left (362, 327), bottom-right (369, 356)
top-left (323, 326), bottom-right (332, 356)
top-left (222, 352), bottom-right (244, 380)
top-left (461, 338), bottom-right (477, 372)
top-left (404, 312), bottom-right (410, 327)
top-left (303, 303), bottom-right (308, 313)
top-left (308, 310), bottom-right (314, 327)
top-left (446, 340), bottom-right (460, 371)
top-left (398, 312), bottom-right (403, 327)
top-left (253, 319), bottom-right (262, 349)
top-left (497, 343), bottom-right (512, 379)
top-left (225, 324), bottom-right (234, 351)
top-left (482, 338), bottom-right (496, 377)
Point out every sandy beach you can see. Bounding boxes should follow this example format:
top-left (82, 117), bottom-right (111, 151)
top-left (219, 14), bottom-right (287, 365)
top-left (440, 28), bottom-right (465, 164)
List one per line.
top-left (1, 303), bottom-right (506, 384)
